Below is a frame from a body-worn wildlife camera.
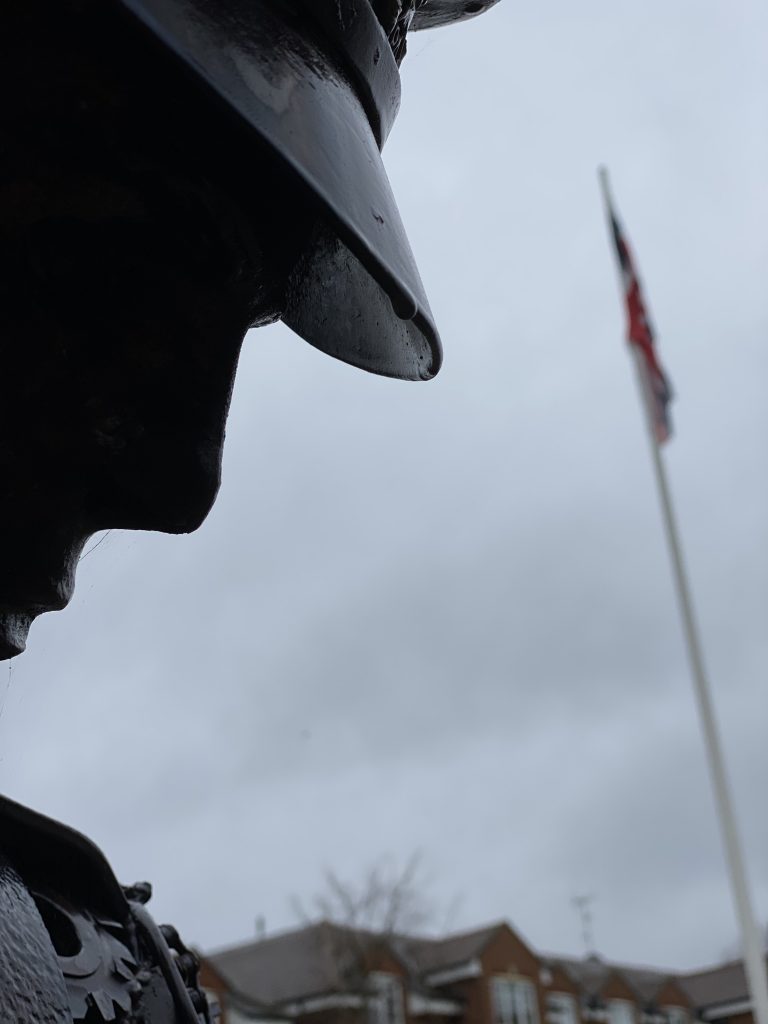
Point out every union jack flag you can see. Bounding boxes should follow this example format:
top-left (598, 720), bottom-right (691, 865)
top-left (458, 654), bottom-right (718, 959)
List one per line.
top-left (606, 194), bottom-right (673, 444)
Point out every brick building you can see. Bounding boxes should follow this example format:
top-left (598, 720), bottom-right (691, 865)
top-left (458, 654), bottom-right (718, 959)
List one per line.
top-left (682, 960), bottom-right (759, 1024)
top-left (198, 920), bottom-right (766, 1024)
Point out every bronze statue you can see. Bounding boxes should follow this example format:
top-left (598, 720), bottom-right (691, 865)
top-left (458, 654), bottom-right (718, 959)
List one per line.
top-left (0, 1), bottom-right (500, 1020)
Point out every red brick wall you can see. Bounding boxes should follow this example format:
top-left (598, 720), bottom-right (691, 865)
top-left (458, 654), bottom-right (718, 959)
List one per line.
top-left (727, 1011), bottom-right (754, 1024)
top-left (198, 959), bottom-right (231, 1023)
top-left (599, 974), bottom-right (637, 1005)
top-left (540, 965), bottom-right (583, 1024)
top-left (654, 981), bottom-right (693, 1013)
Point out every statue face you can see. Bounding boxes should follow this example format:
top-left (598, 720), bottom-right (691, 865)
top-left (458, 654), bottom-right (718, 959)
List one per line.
top-left (0, 6), bottom-right (314, 658)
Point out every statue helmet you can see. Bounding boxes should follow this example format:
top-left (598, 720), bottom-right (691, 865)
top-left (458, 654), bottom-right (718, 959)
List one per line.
top-left (118, 0), bottom-right (501, 381)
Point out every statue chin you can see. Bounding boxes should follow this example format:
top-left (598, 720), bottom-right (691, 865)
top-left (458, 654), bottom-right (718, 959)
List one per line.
top-left (0, 614), bottom-right (34, 662)
top-left (0, 523), bottom-right (87, 659)
top-left (0, 495), bottom-right (216, 661)
top-left (0, 305), bottom-right (247, 662)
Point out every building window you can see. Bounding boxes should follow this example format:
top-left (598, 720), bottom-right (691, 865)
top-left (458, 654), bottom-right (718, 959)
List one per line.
top-left (492, 977), bottom-right (540, 1024)
top-left (665, 1008), bottom-right (688, 1024)
top-left (368, 973), bottom-right (405, 1024)
top-left (547, 992), bottom-right (578, 1024)
top-left (608, 1001), bottom-right (635, 1024)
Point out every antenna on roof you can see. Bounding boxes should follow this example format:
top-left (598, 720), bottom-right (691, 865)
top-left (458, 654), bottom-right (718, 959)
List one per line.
top-left (572, 895), bottom-right (596, 956)
top-left (255, 915), bottom-right (266, 940)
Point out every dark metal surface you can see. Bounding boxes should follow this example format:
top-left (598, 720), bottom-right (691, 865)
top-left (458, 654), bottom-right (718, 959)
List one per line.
top-left (131, 903), bottom-right (209, 1023)
top-left (0, 794), bottom-right (130, 923)
top-left (296, 0), bottom-right (402, 146)
top-left (119, 0), bottom-right (441, 380)
top-left (0, 797), bottom-right (210, 1022)
top-left (412, 0), bottom-right (502, 30)
top-left (32, 893), bottom-right (137, 1021)
top-left (0, 856), bottom-right (71, 1024)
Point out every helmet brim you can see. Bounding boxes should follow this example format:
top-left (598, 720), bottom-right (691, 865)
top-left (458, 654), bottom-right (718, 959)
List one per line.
top-left (119, 0), bottom-right (442, 381)
top-left (412, 0), bottom-right (503, 31)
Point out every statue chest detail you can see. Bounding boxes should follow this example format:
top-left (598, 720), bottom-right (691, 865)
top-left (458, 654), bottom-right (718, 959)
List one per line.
top-left (0, 856), bottom-right (71, 1024)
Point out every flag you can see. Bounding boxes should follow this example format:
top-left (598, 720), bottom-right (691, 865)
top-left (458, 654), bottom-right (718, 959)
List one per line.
top-left (603, 181), bottom-right (673, 444)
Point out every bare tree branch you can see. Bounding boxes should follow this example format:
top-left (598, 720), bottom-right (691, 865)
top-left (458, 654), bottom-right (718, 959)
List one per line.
top-left (291, 854), bottom-right (434, 992)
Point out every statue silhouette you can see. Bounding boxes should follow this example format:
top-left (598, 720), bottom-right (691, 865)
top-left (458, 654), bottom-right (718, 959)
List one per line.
top-left (0, 1), bottom-right (501, 1020)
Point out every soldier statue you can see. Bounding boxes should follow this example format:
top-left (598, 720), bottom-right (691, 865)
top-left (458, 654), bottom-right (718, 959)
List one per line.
top-left (0, 1), bottom-right (500, 1020)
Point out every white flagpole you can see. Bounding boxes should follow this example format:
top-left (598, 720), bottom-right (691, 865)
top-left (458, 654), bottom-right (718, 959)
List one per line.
top-left (599, 167), bottom-right (768, 1024)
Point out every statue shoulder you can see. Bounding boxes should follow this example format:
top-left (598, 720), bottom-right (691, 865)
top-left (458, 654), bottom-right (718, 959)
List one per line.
top-left (0, 794), bottom-right (208, 1023)
top-left (0, 793), bottom-right (129, 921)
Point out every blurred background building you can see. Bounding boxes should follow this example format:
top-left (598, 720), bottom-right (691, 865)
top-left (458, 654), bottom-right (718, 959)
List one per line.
top-left (199, 920), bottom-right (765, 1024)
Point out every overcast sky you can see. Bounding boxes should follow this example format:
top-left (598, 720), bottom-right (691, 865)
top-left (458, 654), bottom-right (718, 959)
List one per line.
top-left (2, 1), bottom-right (767, 974)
